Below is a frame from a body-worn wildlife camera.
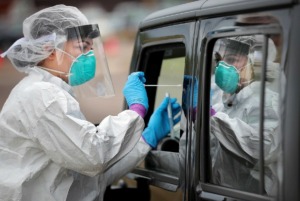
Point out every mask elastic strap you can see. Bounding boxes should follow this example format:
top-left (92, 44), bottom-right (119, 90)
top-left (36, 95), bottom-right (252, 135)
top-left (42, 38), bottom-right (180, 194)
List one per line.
top-left (55, 48), bottom-right (77, 61)
top-left (240, 79), bottom-right (254, 85)
top-left (54, 49), bottom-right (77, 82)
top-left (39, 66), bottom-right (72, 77)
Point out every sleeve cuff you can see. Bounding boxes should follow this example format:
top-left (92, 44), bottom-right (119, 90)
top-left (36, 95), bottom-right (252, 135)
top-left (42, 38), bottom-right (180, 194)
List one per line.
top-left (129, 104), bottom-right (147, 118)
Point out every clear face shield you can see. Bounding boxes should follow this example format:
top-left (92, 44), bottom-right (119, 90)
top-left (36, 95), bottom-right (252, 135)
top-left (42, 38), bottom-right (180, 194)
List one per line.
top-left (54, 24), bottom-right (115, 98)
top-left (214, 37), bottom-right (255, 94)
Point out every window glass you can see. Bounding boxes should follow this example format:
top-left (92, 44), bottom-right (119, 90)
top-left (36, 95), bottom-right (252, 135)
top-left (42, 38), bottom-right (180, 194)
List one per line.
top-left (154, 57), bottom-right (184, 140)
top-left (154, 57), bottom-right (184, 109)
top-left (209, 35), bottom-right (281, 196)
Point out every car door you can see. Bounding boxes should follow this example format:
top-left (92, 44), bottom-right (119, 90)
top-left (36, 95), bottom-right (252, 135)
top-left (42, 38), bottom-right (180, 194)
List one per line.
top-left (194, 9), bottom-right (290, 201)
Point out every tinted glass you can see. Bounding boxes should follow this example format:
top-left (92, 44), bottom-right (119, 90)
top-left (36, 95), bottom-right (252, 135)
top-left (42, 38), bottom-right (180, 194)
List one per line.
top-left (209, 34), bottom-right (281, 196)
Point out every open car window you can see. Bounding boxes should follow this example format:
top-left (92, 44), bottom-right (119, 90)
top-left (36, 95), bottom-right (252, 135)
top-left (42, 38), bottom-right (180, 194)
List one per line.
top-left (134, 43), bottom-right (186, 189)
top-left (153, 54), bottom-right (184, 142)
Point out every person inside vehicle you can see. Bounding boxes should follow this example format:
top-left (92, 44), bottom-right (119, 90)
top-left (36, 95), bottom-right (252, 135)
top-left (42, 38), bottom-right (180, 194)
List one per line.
top-left (210, 36), bottom-right (280, 195)
top-left (0, 5), bottom-right (181, 201)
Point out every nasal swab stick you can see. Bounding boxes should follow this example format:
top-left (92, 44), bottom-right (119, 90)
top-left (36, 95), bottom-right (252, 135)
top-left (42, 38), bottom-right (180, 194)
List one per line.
top-left (144, 84), bottom-right (181, 87)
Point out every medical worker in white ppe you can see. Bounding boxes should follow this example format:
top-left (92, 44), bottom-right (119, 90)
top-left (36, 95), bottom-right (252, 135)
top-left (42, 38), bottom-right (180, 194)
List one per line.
top-left (0, 5), bottom-right (181, 201)
top-left (210, 36), bottom-right (280, 195)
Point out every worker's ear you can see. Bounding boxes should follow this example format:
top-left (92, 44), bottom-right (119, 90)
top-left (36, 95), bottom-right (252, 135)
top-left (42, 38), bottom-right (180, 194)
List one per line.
top-left (42, 42), bottom-right (57, 61)
top-left (47, 50), bottom-right (57, 61)
top-left (38, 46), bottom-right (58, 66)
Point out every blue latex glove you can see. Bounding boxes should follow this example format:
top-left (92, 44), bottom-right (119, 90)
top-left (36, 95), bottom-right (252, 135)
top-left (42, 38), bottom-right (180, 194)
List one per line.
top-left (182, 75), bottom-right (198, 111)
top-left (142, 97), bottom-right (181, 148)
top-left (123, 72), bottom-right (149, 111)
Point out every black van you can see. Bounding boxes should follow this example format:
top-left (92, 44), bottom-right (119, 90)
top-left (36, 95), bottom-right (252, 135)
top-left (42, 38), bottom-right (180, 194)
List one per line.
top-left (118, 0), bottom-right (299, 200)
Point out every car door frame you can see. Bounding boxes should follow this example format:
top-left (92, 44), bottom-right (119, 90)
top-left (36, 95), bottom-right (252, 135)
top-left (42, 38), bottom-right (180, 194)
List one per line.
top-left (128, 20), bottom-right (199, 192)
top-left (194, 10), bottom-right (289, 201)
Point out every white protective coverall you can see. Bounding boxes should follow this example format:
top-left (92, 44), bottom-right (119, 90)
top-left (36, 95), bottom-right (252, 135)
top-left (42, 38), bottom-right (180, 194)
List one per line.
top-left (0, 67), bottom-right (151, 201)
top-left (210, 81), bottom-right (280, 195)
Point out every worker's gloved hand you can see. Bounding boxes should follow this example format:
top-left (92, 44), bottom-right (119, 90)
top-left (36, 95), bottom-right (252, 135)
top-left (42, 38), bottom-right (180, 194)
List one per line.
top-left (123, 72), bottom-right (149, 111)
top-left (142, 97), bottom-right (181, 148)
top-left (183, 75), bottom-right (198, 109)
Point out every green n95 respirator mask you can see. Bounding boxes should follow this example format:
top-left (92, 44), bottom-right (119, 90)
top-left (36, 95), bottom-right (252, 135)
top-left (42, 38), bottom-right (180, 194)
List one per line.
top-left (68, 50), bottom-right (96, 86)
top-left (215, 61), bottom-right (240, 94)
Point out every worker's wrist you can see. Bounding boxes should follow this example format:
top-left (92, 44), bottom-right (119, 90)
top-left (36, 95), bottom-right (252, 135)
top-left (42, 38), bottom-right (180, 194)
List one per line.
top-left (129, 104), bottom-right (147, 118)
top-left (210, 107), bottom-right (216, 116)
top-left (142, 127), bottom-right (157, 148)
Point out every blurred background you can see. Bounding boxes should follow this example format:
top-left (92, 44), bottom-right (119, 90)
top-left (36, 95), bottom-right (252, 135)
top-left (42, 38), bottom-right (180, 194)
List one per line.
top-left (0, 0), bottom-right (192, 123)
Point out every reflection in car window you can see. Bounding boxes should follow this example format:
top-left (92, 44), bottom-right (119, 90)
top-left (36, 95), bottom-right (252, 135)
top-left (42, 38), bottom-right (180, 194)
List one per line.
top-left (209, 35), bottom-right (281, 196)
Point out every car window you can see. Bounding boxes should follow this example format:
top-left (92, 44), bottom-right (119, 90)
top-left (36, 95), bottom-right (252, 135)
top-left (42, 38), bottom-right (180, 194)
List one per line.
top-left (139, 43), bottom-right (186, 176)
top-left (154, 57), bottom-right (184, 109)
top-left (209, 34), bottom-right (281, 196)
top-left (153, 56), bottom-right (184, 141)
